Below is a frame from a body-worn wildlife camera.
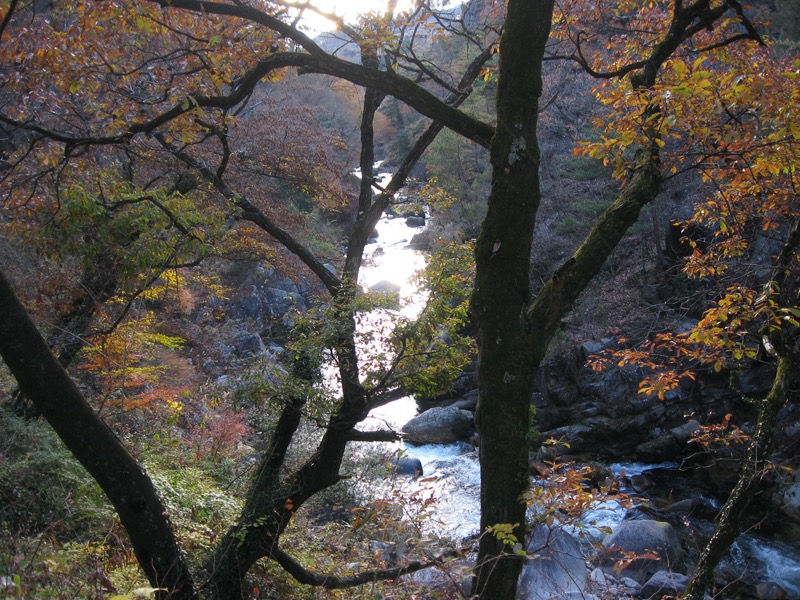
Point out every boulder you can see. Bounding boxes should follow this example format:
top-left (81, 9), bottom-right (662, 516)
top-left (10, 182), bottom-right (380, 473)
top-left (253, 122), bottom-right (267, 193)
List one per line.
top-left (666, 498), bottom-right (702, 514)
top-left (756, 582), bottom-right (788, 600)
top-left (232, 331), bottom-right (266, 357)
top-left (579, 340), bottom-right (606, 361)
top-left (640, 571), bottom-right (690, 599)
top-left (451, 390), bottom-right (479, 411)
top-left (630, 473), bottom-right (654, 493)
top-left (635, 420), bottom-right (700, 462)
top-left (391, 456), bottom-right (423, 477)
top-left (400, 208), bottom-right (425, 219)
top-left (519, 525), bottom-right (589, 600)
top-left (600, 520), bottom-right (683, 584)
top-left (736, 364), bottom-right (778, 396)
top-left (405, 215), bottom-right (426, 228)
top-left (408, 230), bottom-right (432, 250)
top-left (635, 435), bottom-right (682, 461)
top-left (402, 406), bottom-right (473, 444)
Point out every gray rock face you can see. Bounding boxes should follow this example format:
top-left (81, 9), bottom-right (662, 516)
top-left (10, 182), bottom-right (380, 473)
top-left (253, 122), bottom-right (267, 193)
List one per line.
top-left (401, 406), bottom-right (473, 444)
top-left (640, 571), bottom-right (690, 599)
top-left (231, 290), bottom-right (263, 322)
top-left (601, 520), bottom-right (683, 584)
top-left (232, 331), bottom-right (266, 357)
top-left (263, 287), bottom-right (306, 318)
top-left (518, 525), bottom-right (589, 600)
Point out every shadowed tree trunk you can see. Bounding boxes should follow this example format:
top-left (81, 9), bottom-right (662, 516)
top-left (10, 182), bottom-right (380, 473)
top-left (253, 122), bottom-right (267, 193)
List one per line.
top-left (0, 269), bottom-right (197, 600)
top-left (469, 3), bottom-right (554, 597)
top-left (682, 354), bottom-right (793, 599)
top-left (683, 223), bottom-right (800, 598)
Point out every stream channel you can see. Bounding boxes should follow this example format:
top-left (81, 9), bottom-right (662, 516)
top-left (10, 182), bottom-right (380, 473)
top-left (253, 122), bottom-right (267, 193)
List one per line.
top-left (345, 170), bottom-right (800, 597)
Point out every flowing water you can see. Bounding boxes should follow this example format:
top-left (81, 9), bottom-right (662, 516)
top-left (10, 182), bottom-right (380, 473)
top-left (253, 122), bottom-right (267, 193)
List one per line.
top-left (349, 171), bottom-right (800, 596)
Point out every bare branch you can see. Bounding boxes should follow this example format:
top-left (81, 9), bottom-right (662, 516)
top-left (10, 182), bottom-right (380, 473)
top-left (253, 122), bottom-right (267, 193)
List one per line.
top-left (271, 546), bottom-right (459, 589)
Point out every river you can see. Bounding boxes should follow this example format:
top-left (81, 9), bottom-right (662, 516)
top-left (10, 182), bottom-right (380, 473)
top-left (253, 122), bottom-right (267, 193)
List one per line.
top-left (349, 173), bottom-right (800, 597)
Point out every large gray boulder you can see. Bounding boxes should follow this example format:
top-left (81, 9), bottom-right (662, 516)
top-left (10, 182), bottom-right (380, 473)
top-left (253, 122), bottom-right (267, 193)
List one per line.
top-left (408, 230), bottom-right (432, 250)
top-left (401, 406), bottom-right (473, 444)
top-left (640, 571), bottom-right (690, 599)
top-left (519, 525), bottom-right (589, 600)
top-left (391, 456), bottom-right (423, 477)
top-left (600, 520), bottom-right (683, 584)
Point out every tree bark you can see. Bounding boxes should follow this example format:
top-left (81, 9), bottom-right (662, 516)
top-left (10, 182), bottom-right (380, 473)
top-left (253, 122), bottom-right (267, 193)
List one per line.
top-left (11, 252), bottom-right (118, 418)
top-left (0, 269), bottom-right (196, 599)
top-left (682, 354), bottom-right (793, 599)
top-left (469, 2), bottom-right (554, 598)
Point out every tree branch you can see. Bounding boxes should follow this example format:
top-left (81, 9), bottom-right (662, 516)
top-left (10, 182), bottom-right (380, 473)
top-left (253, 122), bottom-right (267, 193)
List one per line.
top-left (271, 546), bottom-right (456, 589)
top-left (346, 429), bottom-right (402, 443)
top-left (153, 133), bottom-right (342, 295)
top-left (525, 155), bottom-right (662, 357)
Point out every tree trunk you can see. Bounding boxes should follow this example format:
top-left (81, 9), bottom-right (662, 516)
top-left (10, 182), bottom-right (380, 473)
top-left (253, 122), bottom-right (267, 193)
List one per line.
top-left (470, 2), bottom-right (554, 598)
top-left (682, 350), bottom-right (793, 598)
top-left (11, 252), bottom-right (118, 418)
top-left (0, 269), bottom-right (196, 599)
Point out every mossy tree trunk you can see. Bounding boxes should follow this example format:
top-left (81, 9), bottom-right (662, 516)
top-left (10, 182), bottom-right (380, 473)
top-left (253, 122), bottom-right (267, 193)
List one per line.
top-left (682, 354), bottom-right (793, 599)
top-left (683, 223), bottom-right (800, 598)
top-left (469, 2), bottom-right (554, 598)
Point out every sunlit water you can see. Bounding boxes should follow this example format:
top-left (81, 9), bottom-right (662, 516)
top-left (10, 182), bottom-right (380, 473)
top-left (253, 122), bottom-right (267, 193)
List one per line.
top-left (343, 168), bottom-right (483, 539)
top-left (345, 170), bottom-right (800, 590)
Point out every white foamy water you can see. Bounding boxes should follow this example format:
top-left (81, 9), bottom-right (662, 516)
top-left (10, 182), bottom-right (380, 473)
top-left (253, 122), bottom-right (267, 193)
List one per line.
top-left (349, 168), bottom-right (800, 587)
top-left (357, 394), bottom-right (482, 540)
top-left (740, 536), bottom-right (800, 596)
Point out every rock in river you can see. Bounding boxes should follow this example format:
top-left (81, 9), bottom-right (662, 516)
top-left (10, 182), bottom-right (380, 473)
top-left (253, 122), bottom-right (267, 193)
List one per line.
top-left (402, 406), bottom-right (474, 445)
